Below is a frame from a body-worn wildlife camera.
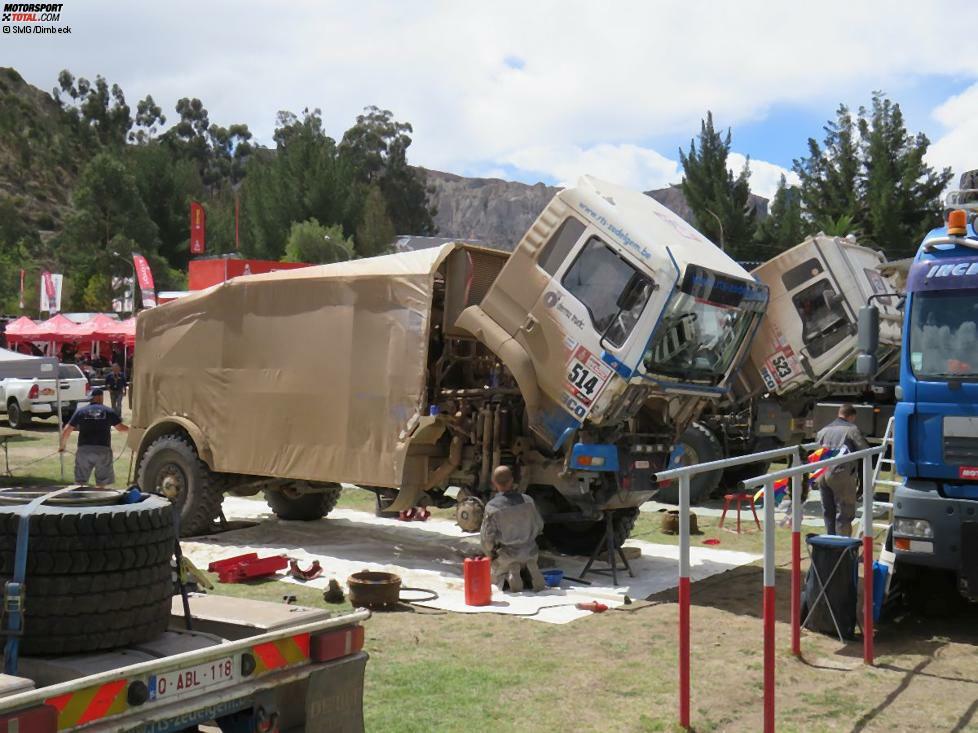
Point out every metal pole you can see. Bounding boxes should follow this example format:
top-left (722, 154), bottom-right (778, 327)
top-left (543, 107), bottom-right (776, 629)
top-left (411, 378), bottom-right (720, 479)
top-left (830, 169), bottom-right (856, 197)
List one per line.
top-left (791, 453), bottom-right (804, 657)
top-left (763, 478), bottom-right (776, 733)
top-left (678, 473), bottom-right (691, 730)
top-left (56, 362), bottom-right (63, 482)
top-left (862, 454), bottom-right (874, 665)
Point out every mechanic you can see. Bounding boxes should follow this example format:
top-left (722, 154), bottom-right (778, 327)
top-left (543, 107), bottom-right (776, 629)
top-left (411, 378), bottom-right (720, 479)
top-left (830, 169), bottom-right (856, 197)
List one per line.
top-left (480, 465), bottom-right (546, 592)
top-left (815, 403), bottom-right (870, 536)
top-left (104, 361), bottom-right (127, 415)
top-left (59, 388), bottom-right (129, 488)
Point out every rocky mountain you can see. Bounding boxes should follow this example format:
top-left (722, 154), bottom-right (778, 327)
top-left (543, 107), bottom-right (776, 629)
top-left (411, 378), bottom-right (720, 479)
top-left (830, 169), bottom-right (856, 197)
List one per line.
top-left (424, 169), bottom-right (768, 250)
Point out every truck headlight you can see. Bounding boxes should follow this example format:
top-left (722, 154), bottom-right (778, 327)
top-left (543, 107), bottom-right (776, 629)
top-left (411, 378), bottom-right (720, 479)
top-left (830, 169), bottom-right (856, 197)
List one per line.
top-left (893, 518), bottom-right (933, 538)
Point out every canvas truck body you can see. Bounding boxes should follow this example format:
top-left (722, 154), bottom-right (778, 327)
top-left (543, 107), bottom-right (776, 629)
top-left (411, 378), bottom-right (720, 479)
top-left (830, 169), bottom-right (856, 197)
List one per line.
top-left (131, 176), bottom-right (767, 552)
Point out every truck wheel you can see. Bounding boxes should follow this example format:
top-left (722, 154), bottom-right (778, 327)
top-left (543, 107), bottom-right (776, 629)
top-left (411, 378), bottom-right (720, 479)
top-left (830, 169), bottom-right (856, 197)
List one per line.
top-left (0, 490), bottom-right (175, 656)
top-left (264, 483), bottom-right (341, 521)
top-left (656, 423), bottom-right (723, 505)
top-left (542, 508), bottom-right (639, 556)
top-left (718, 439), bottom-right (779, 496)
top-left (137, 434), bottom-right (224, 536)
top-left (7, 401), bottom-right (30, 429)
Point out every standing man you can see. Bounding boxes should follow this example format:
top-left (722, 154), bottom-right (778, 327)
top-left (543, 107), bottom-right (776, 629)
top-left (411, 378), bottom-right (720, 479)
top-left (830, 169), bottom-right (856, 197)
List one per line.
top-left (59, 388), bottom-right (129, 488)
top-left (815, 404), bottom-right (870, 536)
top-left (480, 466), bottom-right (546, 592)
top-left (105, 362), bottom-right (127, 416)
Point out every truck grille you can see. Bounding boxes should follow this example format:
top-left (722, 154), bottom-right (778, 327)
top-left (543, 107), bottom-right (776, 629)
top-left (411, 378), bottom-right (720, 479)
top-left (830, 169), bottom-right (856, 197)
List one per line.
top-left (944, 436), bottom-right (978, 464)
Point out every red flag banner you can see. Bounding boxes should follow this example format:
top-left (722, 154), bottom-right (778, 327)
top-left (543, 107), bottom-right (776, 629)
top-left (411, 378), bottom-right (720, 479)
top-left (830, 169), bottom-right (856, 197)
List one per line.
top-left (132, 253), bottom-right (158, 308)
top-left (18, 269), bottom-right (24, 310)
top-left (190, 201), bottom-right (206, 255)
top-left (41, 270), bottom-right (57, 312)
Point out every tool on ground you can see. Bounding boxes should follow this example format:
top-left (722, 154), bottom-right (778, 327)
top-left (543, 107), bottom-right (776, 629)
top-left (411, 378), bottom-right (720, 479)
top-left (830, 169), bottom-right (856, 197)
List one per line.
top-left (463, 556), bottom-right (492, 606)
top-left (208, 553), bottom-right (288, 583)
top-left (288, 559), bottom-right (323, 581)
top-left (575, 601), bottom-right (609, 613)
top-left (282, 595), bottom-right (297, 605)
top-left (323, 579), bottom-right (345, 604)
top-left (179, 555), bottom-right (214, 590)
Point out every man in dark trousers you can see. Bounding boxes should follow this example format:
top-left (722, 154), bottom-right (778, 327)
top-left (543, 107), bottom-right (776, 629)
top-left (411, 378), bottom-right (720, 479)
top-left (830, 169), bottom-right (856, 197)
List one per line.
top-left (59, 388), bottom-right (129, 487)
top-left (480, 465), bottom-right (546, 592)
top-left (105, 362), bottom-right (127, 416)
top-left (815, 403), bottom-right (870, 536)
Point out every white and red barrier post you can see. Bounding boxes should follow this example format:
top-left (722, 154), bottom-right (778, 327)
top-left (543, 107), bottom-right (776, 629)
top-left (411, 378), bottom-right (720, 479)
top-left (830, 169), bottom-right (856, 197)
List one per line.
top-left (678, 472), bottom-right (691, 729)
top-left (790, 459), bottom-right (803, 657)
top-left (861, 454), bottom-right (875, 665)
top-left (762, 478), bottom-right (776, 733)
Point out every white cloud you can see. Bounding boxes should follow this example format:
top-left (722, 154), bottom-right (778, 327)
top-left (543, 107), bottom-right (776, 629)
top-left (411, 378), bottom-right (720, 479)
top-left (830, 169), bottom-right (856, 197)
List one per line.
top-left (6, 0), bottom-right (978, 190)
top-left (503, 143), bottom-right (680, 191)
top-left (728, 153), bottom-right (800, 201)
top-left (927, 82), bottom-right (978, 185)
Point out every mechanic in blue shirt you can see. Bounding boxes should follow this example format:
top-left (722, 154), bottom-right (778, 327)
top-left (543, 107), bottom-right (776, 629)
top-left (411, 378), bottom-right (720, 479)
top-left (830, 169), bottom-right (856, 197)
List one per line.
top-left (59, 388), bottom-right (129, 487)
top-left (104, 362), bottom-right (127, 415)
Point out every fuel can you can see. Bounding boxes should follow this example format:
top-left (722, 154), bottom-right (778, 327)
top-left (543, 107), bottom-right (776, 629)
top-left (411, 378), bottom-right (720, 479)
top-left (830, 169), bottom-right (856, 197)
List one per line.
top-left (464, 556), bottom-right (492, 606)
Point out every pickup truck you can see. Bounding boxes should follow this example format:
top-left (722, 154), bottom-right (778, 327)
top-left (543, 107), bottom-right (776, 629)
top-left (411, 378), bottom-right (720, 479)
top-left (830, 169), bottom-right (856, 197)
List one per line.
top-left (0, 364), bottom-right (90, 428)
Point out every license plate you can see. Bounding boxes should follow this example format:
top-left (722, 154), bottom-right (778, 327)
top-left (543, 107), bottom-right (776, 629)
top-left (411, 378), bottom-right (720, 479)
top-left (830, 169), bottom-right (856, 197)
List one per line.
top-left (150, 656), bottom-right (237, 701)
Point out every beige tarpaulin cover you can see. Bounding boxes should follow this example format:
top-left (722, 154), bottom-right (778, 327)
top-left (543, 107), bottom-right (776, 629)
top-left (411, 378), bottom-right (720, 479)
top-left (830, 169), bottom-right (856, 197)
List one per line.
top-left (130, 244), bottom-right (456, 487)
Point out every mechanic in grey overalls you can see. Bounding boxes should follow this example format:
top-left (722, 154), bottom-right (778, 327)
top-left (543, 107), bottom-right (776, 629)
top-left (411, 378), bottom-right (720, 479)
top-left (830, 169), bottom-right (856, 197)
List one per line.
top-left (816, 404), bottom-right (870, 536)
top-left (480, 465), bottom-right (546, 592)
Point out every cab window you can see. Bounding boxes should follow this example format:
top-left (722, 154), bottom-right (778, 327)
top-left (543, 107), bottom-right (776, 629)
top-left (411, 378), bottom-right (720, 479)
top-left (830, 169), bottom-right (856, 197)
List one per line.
top-left (791, 279), bottom-right (848, 358)
top-left (561, 236), bottom-right (653, 346)
top-left (538, 217), bottom-right (586, 276)
top-left (782, 258), bottom-right (824, 292)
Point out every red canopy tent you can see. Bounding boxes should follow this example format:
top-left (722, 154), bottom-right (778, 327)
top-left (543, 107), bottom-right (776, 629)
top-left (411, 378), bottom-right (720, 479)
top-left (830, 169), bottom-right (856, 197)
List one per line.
top-left (35, 314), bottom-right (87, 342)
top-left (3, 317), bottom-right (39, 345)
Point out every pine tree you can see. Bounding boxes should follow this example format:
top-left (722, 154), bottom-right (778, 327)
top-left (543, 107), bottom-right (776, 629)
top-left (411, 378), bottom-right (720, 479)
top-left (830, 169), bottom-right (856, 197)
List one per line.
top-left (754, 175), bottom-right (808, 256)
top-left (678, 112), bottom-right (756, 258)
top-left (793, 105), bottom-right (861, 227)
top-left (858, 93), bottom-right (952, 258)
top-left (356, 185), bottom-right (396, 257)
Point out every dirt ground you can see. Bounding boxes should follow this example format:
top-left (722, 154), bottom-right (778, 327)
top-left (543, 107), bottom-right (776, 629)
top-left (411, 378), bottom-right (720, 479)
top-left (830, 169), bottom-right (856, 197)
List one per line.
top-left (3, 424), bottom-right (977, 732)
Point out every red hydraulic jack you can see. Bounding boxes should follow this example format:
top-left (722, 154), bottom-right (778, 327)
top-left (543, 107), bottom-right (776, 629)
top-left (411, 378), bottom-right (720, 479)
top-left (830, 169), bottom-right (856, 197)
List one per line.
top-left (208, 553), bottom-right (288, 583)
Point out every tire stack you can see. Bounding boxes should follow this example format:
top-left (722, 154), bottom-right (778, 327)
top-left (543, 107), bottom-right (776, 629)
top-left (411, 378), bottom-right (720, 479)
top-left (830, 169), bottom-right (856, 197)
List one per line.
top-left (0, 493), bottom-right (175, 656)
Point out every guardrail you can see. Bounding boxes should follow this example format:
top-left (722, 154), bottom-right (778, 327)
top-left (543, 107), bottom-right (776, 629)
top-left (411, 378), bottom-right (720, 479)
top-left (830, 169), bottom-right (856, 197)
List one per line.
top-left (652, 442), bottom-right (814, 731)
top-left (741, 444), bottom-right (884, 733)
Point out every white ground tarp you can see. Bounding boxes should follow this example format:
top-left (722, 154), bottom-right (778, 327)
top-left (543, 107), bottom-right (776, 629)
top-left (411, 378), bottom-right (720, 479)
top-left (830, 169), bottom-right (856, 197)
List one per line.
top-left (182, 498), bottom-right (760, 624)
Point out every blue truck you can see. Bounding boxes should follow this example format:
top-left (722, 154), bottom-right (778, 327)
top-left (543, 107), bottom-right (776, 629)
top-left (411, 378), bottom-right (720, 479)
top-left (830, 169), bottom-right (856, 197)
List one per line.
top-left (860, 172), bottom-right (978, 602)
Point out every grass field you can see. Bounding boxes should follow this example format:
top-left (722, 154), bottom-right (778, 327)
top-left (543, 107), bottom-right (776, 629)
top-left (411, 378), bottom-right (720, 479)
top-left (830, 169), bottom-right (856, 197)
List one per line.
top-left (3, 417), bottom-right (977, 732)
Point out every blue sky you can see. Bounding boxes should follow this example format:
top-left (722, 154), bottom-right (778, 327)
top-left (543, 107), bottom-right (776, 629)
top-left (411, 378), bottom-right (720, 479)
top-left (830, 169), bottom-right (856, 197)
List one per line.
top-left (4, 1), bottom-right (978, 200)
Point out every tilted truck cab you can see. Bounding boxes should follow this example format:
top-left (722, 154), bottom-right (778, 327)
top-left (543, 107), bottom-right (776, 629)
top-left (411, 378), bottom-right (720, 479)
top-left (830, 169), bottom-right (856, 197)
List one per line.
top-left (131, 176), bottom-right (767, 554)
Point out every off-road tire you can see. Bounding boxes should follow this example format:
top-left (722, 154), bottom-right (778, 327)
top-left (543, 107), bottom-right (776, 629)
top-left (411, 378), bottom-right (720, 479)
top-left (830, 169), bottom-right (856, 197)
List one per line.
top-left (137, 434), bottom-right (224, 536)
top-left (7, 400), bottom-right (29, 429)
top-left (656, 423), bottom-right (724, 505)
top-left (542, 508), bottom-right (639, 556)
top-left (0, 494), bottom-right (175, 655)
top-left (264, 483), bottom-right (341, 521)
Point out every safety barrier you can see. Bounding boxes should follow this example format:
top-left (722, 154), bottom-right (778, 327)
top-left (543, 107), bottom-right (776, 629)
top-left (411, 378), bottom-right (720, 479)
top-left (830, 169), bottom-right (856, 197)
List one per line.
top-left (745, 445), bottom-right (884, 731)
top-left (653, 441), bottom-right (883, 732)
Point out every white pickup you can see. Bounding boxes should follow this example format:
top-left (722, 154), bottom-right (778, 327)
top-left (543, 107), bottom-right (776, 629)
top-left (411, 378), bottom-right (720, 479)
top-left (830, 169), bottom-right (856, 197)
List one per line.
top-left (0, 363), bottom-right (90, 428)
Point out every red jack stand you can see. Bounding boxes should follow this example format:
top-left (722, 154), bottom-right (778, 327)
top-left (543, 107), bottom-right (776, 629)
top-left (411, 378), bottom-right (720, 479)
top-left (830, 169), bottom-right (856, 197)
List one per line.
top-left (289, 559), bottom-right (323, 581)
top-left (208, 553), bottom-right (288, 583)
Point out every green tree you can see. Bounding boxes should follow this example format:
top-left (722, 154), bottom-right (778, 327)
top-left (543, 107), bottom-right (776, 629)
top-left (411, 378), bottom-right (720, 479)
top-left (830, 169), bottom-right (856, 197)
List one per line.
top-left (283, 219), bottom-right (353, 264)
top-left (81, 272), bottom-right (112, 311)
top-left (340, 106), bottom-right (436, 235)
top-left (794, 94), bottom-right (951, 257)
top-left (59, 153), bottom-right (159, 308)
top-left (356, 185), bottom-right (396, 257)
top-left (754, 175), bottom-right (808, 256)
top-left (53, 70), bottom-right (132, 149)
top-left (678, 111), bottom-right (756, 258)
top-left (858, 93), bottom-right (952, 258)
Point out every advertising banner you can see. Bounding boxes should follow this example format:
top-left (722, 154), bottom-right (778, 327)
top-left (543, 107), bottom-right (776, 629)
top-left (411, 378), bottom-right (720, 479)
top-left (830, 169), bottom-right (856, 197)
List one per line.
top-left (40, 271), bottom-right (62, 313)
top-left (132, 253), bottom-right (158, 308)
top-left (190, 201), bottom-right (206, 255)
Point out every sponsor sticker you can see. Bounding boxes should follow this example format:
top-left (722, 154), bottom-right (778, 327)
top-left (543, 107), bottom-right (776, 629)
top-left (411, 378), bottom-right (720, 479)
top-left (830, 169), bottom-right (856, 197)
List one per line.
top-left (959, 466), bottom-right (978, 480)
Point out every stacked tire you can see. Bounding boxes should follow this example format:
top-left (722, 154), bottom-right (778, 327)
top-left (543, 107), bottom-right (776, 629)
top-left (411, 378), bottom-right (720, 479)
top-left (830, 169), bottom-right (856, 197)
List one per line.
top-left (0, 493), bottom-right (175, 656)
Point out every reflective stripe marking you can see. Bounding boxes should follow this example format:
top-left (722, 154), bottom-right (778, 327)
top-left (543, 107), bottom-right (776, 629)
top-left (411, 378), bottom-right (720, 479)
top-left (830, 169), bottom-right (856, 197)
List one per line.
top-left (252, 633), bottom-right (310, 674)
top-left (46, 678), bottom-right (128, 730)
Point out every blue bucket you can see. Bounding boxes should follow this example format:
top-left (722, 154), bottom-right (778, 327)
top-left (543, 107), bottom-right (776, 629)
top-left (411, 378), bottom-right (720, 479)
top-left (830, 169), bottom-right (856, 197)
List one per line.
top-left (542, 569), bottom-right (564, 587)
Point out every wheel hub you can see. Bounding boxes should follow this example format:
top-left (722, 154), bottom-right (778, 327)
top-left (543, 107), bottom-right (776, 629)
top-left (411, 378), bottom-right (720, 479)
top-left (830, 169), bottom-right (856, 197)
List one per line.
top-left (159, 466), bottom-right (186, 500)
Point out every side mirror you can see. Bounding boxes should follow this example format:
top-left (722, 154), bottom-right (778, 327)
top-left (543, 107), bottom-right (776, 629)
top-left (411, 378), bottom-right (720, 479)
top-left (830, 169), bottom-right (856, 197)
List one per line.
top-left (858, 305), bottom-right (879, 353)
top-left (856, 305), bottom-right (879, 378)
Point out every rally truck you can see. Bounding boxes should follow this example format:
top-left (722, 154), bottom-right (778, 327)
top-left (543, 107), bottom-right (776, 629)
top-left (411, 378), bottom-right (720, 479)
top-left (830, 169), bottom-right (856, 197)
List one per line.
top-left (129, 176), bottom-right (768, 553)
top-left (859, 171), bottom-right (978, 602)
top-left (0, 363), bottom-right (90, 428)
top-left (660, 234), bottom-right (903, 503)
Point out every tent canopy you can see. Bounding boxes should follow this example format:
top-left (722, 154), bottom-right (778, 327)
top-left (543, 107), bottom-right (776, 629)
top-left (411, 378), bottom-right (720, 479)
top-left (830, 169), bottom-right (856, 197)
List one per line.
top-left (5, 314), bottom-right (135, 345)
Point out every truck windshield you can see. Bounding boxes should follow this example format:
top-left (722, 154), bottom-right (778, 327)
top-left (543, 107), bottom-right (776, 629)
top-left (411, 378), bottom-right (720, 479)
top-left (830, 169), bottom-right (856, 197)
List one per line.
top-left (909, 291), bottom-right (978, 379)
top-left (642, 266), bottom-right (766, 383)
